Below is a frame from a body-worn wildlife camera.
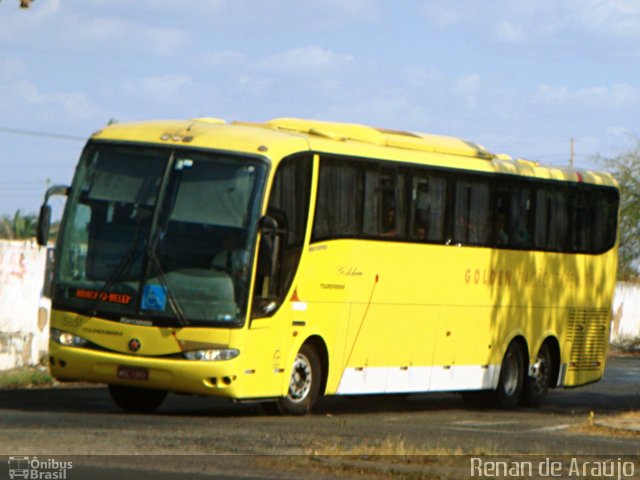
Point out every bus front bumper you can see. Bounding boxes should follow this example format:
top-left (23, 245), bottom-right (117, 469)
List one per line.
top-left (49, 342), bottom-right (246, 398)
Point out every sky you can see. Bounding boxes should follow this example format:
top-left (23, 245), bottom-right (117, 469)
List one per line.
top-left (1, 0), bottom-right (639, 218)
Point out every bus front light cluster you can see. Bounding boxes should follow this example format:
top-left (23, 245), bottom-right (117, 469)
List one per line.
top-left (184, 348), bottom-right (240, 361)
top-left (51, 328), bottom-right (90, 347)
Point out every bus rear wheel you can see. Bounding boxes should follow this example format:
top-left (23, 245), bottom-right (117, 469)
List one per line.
top-left (108, 385), bottom-right (167, 413)
top-left (521, 343), bottom-right (552, 407)
top-left (276, 344), bottom-right (321, 415)
top-left (495, 341), bottom-right (525, 409)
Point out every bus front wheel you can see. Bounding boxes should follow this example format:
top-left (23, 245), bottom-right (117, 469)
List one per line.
top-left (276, 344), bottom-right (321, 415)
top-left (495, 341), bottom-right (525, 409)
top-left (108, 384), bottom-right (167, 413)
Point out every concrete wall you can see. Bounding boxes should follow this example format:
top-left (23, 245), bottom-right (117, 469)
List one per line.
top-left (0, 238), bottom-right (638, 370)
top-left (612, 281), bottom-right (640, 340)
top-left (0, 240), bottom-right (50, 370)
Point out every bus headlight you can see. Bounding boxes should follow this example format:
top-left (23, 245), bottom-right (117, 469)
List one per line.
top-left (51, 328), bottom-right (89, 347)
top-left (183, 348), bottom-right (239, 361)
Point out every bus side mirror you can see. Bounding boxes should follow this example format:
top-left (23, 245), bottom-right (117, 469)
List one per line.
top-left (36, 204), bottom-right (51, 246)
top-left (257, 214), bottom-right (280, 278)
top-left (253, 214), bottom-right (284, 317)
top-left (37, 185), bottom-right (70, 246)
top-left (258, 214), bottom-right (278, 235)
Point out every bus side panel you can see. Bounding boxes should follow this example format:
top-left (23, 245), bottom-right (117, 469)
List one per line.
top-left (385, 306), bottom-right (439, 393)
top-left (312, 302), bottom-right (350, 395)
top-left (430, 306), bottom-right (498, 391)
top-left (337, 304), bottom-right (440, 394)
top-left (243, 312), bottom-right (291, 399)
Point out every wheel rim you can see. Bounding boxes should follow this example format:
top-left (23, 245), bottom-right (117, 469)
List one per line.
top-left (502, 351), bottom-right (520, 396)
top-left (288, 353), bottom-right (312, 403)
top-left (530, 349), bottom-right (550, 395)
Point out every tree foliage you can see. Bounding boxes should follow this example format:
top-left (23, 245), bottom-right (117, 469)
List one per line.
top-left (0, 0), bottom-right (34, 8)
top-left (0, 209), bottom-right (38, 240)
top-left (597, 139), bottom-right (640, 281)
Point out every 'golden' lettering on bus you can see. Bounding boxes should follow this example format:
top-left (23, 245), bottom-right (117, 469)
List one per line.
top-left (464, 269), bottom-right (512, 286)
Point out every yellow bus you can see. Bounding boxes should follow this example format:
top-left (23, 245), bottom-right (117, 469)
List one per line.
top-left (37, 117), bottom-right (619, 414)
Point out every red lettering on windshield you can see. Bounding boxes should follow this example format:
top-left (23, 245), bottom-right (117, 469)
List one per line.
top-left (74, 289), bottom-right (132, 305)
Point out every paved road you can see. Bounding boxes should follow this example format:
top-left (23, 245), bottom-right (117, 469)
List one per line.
top-left (0, 357), bottom-right (638, 479)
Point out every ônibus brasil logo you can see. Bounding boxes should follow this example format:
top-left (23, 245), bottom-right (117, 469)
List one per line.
top-left (8, 456), bottom-right (72, 479)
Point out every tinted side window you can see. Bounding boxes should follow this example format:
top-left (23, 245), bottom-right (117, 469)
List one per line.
top-left (313, 158), bottom-right (363, 240)
top-left (311, 154), bottom-right (618, 255)
top-left (268, 155), bottom-right (312, 248)
top-left (495, 183), bottom-right (532, 248)
top-left (453, 178), bottom-right (491, 245)
top-left (571, 186), bottom-right (618, 253)
top-left (364, 167), bottom-right (406, 239)
top-left (591, 188), bottom-right (619, 253)
top-left (534, 188), bottom-right (570, 251)
top-left (313, 158), bottom-right (407, 241)
top-left (572, 188), bottom-right (591, 252)
top-left (410, 173), bottom-right (447, 242)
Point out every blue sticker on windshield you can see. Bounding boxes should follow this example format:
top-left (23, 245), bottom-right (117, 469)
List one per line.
top-left (141, 284), bottom-right (167, 311)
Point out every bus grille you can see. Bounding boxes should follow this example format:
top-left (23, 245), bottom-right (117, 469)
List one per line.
top-left (567, 308), bottom-right (609, 371)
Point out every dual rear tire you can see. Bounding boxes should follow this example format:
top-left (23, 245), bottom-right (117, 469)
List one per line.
top-left (462, 340), bottom-right (553, 409)
top-left (495, 341), bottom-right (525, 408)
top-left (522, 343), bottom-right (553, 407)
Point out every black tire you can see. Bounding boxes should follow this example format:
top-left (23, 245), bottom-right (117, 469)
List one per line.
top-left (521, 343), bottom-right (553, 407)
top-left (276, 344), bottom-right (321, 415)
top-left (494, 341), bottom-right (525, 409)
top-left (108, 385), bottom-right (167, 413)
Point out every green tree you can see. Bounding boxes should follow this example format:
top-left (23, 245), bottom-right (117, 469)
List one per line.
top-left (597, 139), bottom-right (640, 281)
top-left (0, 0), bottom-right (34, 8)
top-left (0, 209), bottom-right (38, 240)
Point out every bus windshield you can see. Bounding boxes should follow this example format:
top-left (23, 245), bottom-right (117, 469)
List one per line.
top-left (54, 143), bottom-right (267, 327)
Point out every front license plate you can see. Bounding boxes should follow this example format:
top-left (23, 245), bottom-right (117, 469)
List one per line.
top-left (117, 365), bottom-right (149, 381)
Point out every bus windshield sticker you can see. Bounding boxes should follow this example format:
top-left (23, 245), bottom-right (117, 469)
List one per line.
top-left (141, 284), bottom-right (167, 311)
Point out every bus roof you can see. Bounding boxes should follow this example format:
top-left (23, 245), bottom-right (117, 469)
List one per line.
top-left (91, 117), bottom-right (617, 188)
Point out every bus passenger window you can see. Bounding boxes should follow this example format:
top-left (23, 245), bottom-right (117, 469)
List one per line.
top-left (380, 169), bottom-right (405, 238)
top-left (572, 190), bottom-right (591, 252)
top-left (591, 189), bottom-right (618, 253)
top-left (454, 179), bottom-right (491, 245)
top-left (314, 158), bottom-right (363, 240)
top-left (411, 175), bottom-right (446, 242)
top-left (510, 187), bottom-right (532, 247)
top-left (495, 184), bottom-right (531, 248)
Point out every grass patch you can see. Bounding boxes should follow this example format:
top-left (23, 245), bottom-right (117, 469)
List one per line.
top-left (0, 367), bottom-right (53, 389)
top-left (257, 436), bottom-right (500, 480)
top-left (308, 435), bottom-right (498, 456)
top-left (572, 411), bottom-right (640, 438)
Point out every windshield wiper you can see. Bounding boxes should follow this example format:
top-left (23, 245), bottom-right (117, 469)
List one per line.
top-left (89, 211), bottom-right (147, 316)
top-left (140, 152), bottom-right (190, 326)
top-left (146, 245), bottom-right (189, 326)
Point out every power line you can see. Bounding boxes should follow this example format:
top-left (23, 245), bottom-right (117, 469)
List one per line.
top-left (0, 126), bottom-right (86, 142)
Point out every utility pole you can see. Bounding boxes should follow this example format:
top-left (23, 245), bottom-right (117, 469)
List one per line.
top-left (570, 137), bottom-right (575, 167)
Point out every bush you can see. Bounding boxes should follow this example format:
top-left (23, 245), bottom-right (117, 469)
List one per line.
top-left (611, 334), bottom-right (640, 354)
